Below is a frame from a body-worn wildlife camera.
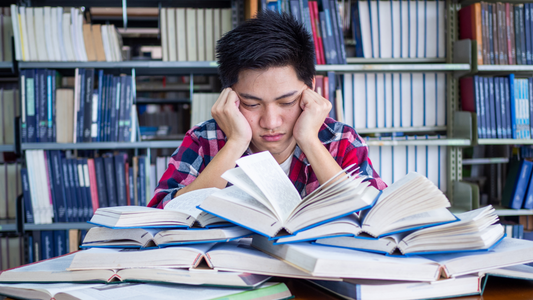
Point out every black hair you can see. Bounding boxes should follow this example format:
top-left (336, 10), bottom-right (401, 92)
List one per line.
top-left (216, 10), bottom-right (315, 89)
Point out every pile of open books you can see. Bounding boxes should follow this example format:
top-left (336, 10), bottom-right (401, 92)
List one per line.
top-left (3, 151), bottom-right (533, 300)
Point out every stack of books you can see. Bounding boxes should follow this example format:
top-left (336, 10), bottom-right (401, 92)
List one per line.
top-left (4, 151), bottom-right (533, 300)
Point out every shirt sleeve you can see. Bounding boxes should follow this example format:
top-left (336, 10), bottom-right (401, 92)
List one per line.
top-left (147, 130), bottom-right (205, 208)
top-left (339, 126), bottom-right (388, 190)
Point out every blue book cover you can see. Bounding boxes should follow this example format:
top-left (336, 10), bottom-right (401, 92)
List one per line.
top-left (515, 5), bottom-right (523, 65)
top-left (44, 151), bottom-right (58, 222)
top-left (83, 69), bottom-right (95, 142)
top-left (77, 69), bottom-right (86, 142)
top-left (319, 0), bottom-right (339, 64)
top-left (499, 77), bottom-right (509, 139)
top-left (300, 0), bottom-right (315, 52)
top-left (94, 157), bottom-right (109, 208)
top-left (331, 0), bottom-right (346, 63)
top-left (67, 158), bottom-right (81, 222)
top-left (473, 76), bottom-right (485, 139)
top-left (50, 150), bottom-right (67, 223)
top-left (129, 168), bottom-right (134, 206)
top-left (104, 75), bottom-right (113, 142)
top-left (327, 0), bottom-right (343, 64)
top-left (51, 70), bottom-right (57, 142)
top-left (124, 76), bottom-right (134, 142)
top-left (351, 1), bottom-right (364, 57)
top-left (494, 77), bottom-right (503, 138)
top-left (504, 77), bottom-right (512, 138)
top-left (46, 71), bottom-right (53, 142)
top-left (530, 78), bottom-right (533, 136)
top-left (20, 70), bottom-right (27, 143)
top-left (53, 230), bottom-right (67, 257)
top-left (111, 77), bottom-right (120, 142)
top-left (118, 76), bottom-right (127, 142)
top-left (96, 70), bottom-right (104, 142)
top-left (523, 170), bottom-right (533, 208)
top-left (36, 69), bottom-right (48, 142)
top-left (100, 74), bottom-right (108, 142)
top-left (61, 156), bottom-right (74, 222)
top-left (138, 156), bottom-right (147, 207)
top-left (526, 4), bottom-right (532, 65)
top-left (80, 159), bottom-right (93, 220)
top-left (522, 79), bottom-right (531, 138)
top-left (289, 0), bottom-right (301, 22)
top-left (104, 155), bottom-right (118, 207)
top-left (20, 168), bottom-right (34, 224)
top-left (114, 154), bottom-right (128, 207)
top-left (40, 231), bottom-right (54, 260)
top-left (327, 71), bottom-right (337, 119)
top-left (71, 158), bottom-right (87, 221)
top-left (25, 70), bottom-right (37, 143)
top-left (502, 160), bottom-right (533, 209)
top-left (509, 74), bottom-right (519, 138)
top-left (487, 77), bottom-right (497, 138)
top-left (488, 4), bottom-right (495, 64)
top-left (520, 5), bottom-right (527, 64)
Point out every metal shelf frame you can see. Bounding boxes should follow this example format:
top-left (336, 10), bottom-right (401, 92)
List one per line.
top-left (365, 139), bottom-right (471, 147)
top-left (23, 222), bottom-right (96, 231)
top-left (0, 144), bottom-right (15, 152)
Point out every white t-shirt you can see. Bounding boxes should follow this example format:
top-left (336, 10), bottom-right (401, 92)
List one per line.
top-left (279, 154), bottom-right (293, 176)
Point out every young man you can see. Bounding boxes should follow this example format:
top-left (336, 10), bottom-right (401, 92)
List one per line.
top-left (148, 10), bottom-right (386, 208)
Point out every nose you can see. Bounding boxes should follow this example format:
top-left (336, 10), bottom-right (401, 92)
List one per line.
top-left (259, 105), bottom-right (283, 130)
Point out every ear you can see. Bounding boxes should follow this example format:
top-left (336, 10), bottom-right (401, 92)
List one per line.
top-left (311, 76), bottom-right (316, 91)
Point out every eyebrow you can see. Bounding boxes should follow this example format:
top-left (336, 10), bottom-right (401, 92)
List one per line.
top-left (238, 90), bottom-right (299, 101)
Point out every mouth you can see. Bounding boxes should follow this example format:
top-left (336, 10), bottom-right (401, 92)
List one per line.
top-left (261, 133), bottom-right (284, 142)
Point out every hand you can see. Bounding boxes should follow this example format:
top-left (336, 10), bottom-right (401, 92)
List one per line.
top-left (292, 88), bottom-right (332, 148)
top-left (211, 88), bottom-right (252, 150)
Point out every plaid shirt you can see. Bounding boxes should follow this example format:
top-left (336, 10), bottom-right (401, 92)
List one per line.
top-left (148, 117), bottom-right (387, 208)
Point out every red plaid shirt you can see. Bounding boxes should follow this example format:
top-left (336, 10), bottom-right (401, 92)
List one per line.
top-left (148, 117), bottom-right (387, 208)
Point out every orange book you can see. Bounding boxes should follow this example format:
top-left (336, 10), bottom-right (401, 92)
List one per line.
top-left (82, 24), bottom-right (97, 61)
top-left (459, 3), bottom-right (483, 65)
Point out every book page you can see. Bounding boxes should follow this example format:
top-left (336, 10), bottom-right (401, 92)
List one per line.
top-left (235, 152), bottom-right (302, 223)
top-left (221, 167), bottom-right (277, 216)
top-left (0, 282), bottom-right (103, 298)
top-left (212, 186), bottom-right (275, 218)
top-left (164, 187), bottom-right (221, 219)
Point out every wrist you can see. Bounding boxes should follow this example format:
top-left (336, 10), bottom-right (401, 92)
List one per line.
top-left (296, 135), bottom-right (322, 153)
top-left (224, 138), bottom-right (250, 155)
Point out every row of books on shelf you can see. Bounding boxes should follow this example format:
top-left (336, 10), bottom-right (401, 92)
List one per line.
top-left (0, 162), bottom-right (20, 220)
top-left (352, 0), bottom-right (446, 59)
top-left (460, 2), bottom-right (533, 65)
top-left (10, 5), bottom-right (123, 62)
top-left (0, 234), bottom-right (22, 271)
top-left (22, 150), bottom-right (161, 225)
top-left (0, 8), bottom-right (13, 62)
top-left (365, 135), bottom-right (448, 192)
top-left (20, 69), bottom-right (136, 144)
top-left (461, 74), bottom-right (531, 140)
top-left (160, 8), bottom-right (232, 62)
top-left (502, 159), bottom-right (533, 209)
top-left (343, 73), bottom-right (447, 130)
top-left (0, 88), bottom-right (18, 145)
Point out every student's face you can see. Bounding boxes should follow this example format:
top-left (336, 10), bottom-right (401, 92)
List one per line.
top-left (232, 66), bottom-right (307, 162)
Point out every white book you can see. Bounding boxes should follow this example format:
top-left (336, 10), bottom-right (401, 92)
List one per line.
top-left (426, 1), bottom-right (437, 58)
top-left (176, 8), bottom-right (187, 62)
top-left (213, 9), bottom-right (221, 55)
top-left (354, 73), bottom-right (366, 129)
top-left (366, 74), bottom-right (377, 128)
top-left (70, 8), bottom-right (81, 61)
top-left (41, 150), bottom-right (54, 222)
top-left (358, 2), bottom-right (372, 58)
top-left (392, 73), bottom-right (401, 127)
top-left (55, 8), bottom-right (68, 61)
top-left (221, 9), bottom-right (232, 36)
top-left (438, 1), bottom-right (445, 58)
top-left (409, 0), bottom-right (417, 58)
top-left (33, 8), bottom-right (48, 61)
top-left (150, 164), bottom-right (156, 199)
top-left (43, 7), bottom-right (56, 61)
top-left (50, 7), bottom-right (64, 61)
top-left (10, 5), bottom-right (22, 61)
top-left (197, 9), bottom-right (205, 61)
top-left (427, 144), bottom-right (439, 188)
top-left (109, 25), bottom-right (122, 61)
top-left (367, 143), bottom-right (380, 176)
top-left (384, 73), bottom-right (393, 128)
top-left (401, 0), bottom-right (409, 58)
top-left (18, 6), bottom-right (29, 61)
top-left (62, 12), bottom-right (75, 61)
top-left (415, 139), bottom-right (427, 176)
top-left (186, 8), bottom-right (197, 61)
top-left (393, 144), bottom-right (407, 184)
top-left (160, 8), bottom-right (168, 61)
top-left (406, 136), bottom-right (416, 173)
top-left (76, 10), bottom-right (88, 61)
top-left (376, 73), bottom-right (385, 128)
top-left (380, 145), bottom-right (392, 185)
top-left (343, 73), bottom-right (353, 127)
top-left (417, 0), bottom-right (425, 57)
top-left (437, 73), bottom-right (446, 126)
top-left (378, 1), bottom-right (392, 58)
top-left (205, 8), bottom-right (214, 61)
top-left (411, 73), bottom-right (424, 126)
top-left (24, 151), bottom-right (40, 224)
top-left (24, 7), bottom-right (37, 61)
top-left (400, 73), bottom-right (412, 127)
top-left (439, 144), bottom-right (447, 192)
top-left (425, 73), bottom-right (437, 126)
top-left (100, 25), bottom-right (112, 62)
top-left (370, 1), bottom-right (379, 57)
top-left (156, 157), bottom-right (166, 183)
top-left (107, 25), bottom-right (117, 61)
top-left (166, 8), bottom-right (177, 61)
top-left (392, 0), bottom-right (401, 58)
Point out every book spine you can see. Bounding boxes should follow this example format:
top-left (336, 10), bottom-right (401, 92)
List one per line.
top-left (61, 157), bottom-right (74, 222)
top-left (95, 70), bottom-right (104, 142)
top-left (114, 154), bottom-right (127, 206)
top-left (505, 76), bottom-right (512, 138)
top-left (50, 150), bottom-right (67, 222)
top-left (126, 164), bottom-right (132, 206)
top-left (138, 156), bottom-right (146, 206)
top-left (494, 77), bottom-right (503, 138)
top-left (86, 158), bottom-right (99, 213)
top-left (43, 151), bottom-right (57, 223)
top-left (488, 77), bottom-right (497, 138)
top-left (520, 5), bottom-right (527, 64)
top-left (526, 4), bottom-right (532, 65)
top-left (329, 0), bottom-right (344, 64)
top-left (94, 157), bottom-right (109, 208)
top-left (515, 5), bottom-right (523, 65)
top-left (312, 2), bottom-right (326, 64)
top-left (40, 231), bottom-right (53, 260)
top-left (104, 155), bottom-right (118, 207)
top-left (319, 11), bottom-right (332, 64)
top-left (499, 77), bottom-right (509, 140)
top-left (112, 77), bottom-right (120, 142)
top-left (509, 74), bottom-right (518, 138)
top-left (307, 1), bottom-right (321, 65)
top-left (491, 4), bottom-right (500, 64)
top-left (118, 76), bottom-right (127, 142)
top-left (508, 3), bottom-right (516, 65)
top-left (75, 158), bottom-right (89, 221)
top-left (488, 4), bottom-right (495, 64)
top-left (67, 158), bottom-right (81, 222)
top-left (482, 3), bottom-right (490, 64)
top-left (20, 168), bottom-right (34, 224)
top-left (123, 76), bottom-right (133, 142)
top-left (77, 69), bottom-right (85, 142)
top-left (51, 70), bottom-right (56, 142)
top-left (301, 0), bottom-right (315, 53)
top-left (290, 0), bottom-right (302, 23)
top-left (498, 3), bottom-right (507, 64)
top-left (53, 230), bottom-right (66, 257)
top-left (351, 1), bottom-right (364, 58)
top-left (46, 71), bottom-right (53, 142)
top-left (83, 69), bottom-right (94, 142)
top-left (82, 159), bottom-right (93, 218)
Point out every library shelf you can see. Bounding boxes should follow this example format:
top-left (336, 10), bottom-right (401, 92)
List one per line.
top-left (0, 221), bottom-right (17, 232)
top-left (356, 126), bottom-right (447, 134)
top-left (316, 63), bottom-right (471, 73)
top-left (136, 97), bottom-right (191, 104)
top-left (24, 222), bottom-right (96, 231)
top-left (21, 140), bottom-right (183, 150)
top-left (346, 58), bottom-right (447, 64)
top-left (462, 158), bottom-right (509, 165)
top-left (476, 139), bottom-right (533, 145)
top-left (474, 65), bottom-right (533, 74)
top-left (365, 139), bottom-right (471, 147)
top-left (492, 206), bottom-right (533, 217)
top-left (0, 144), bottom-right (15, 152)
top-left (0, 62), bottom-right (13, 69)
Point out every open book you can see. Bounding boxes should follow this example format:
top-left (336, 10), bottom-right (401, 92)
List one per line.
top-left (198, 151), bottom-right (381, 238)
top-left (88, 188), bottom-right (228, 229)
top-left (81, 226), bottom-right (252, 248)
top-left (315, 206), bottom-right (505, 255)
top-left (0, 251), bottom-right (269, 288)
top-left (0, 281), bottom-right (290, 300)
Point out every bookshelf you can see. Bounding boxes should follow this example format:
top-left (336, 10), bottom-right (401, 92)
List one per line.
top-left (0, 145), bottom-right (15, 152)
top-left (21, 141), bottom-right (183, 150)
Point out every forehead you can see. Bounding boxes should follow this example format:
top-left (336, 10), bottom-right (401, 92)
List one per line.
top-left (233, 66), bottom-right (305, 95)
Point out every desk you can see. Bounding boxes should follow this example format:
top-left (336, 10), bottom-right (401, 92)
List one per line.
top-left (282, 277), bottom-right (533, 300)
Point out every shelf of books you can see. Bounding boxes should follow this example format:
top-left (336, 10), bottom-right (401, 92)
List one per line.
top-left (365, 139), bottom-right (471, 147)
top-left (346, 58), bottom-right (447, 64)
top-left (356, 126), bottom-right (447, 134)
top-left (23, 222), bottom-right (95, 231)
top-left (21, 141), bottom-right (183, 150)
top-left (462, 157), bottom-right (509, 165)
top-left (316, 63), bottom-right (471, 73)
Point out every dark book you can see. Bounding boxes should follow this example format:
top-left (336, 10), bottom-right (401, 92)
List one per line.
top-left (488, 4), bottom-right (495, 64)
top-left (53, 230), bottom-right (67, 258)
top-left (51, 70), bottom-right (57, 142)
top-left (73, 159), bottom-right (89, 221)
top-left (118, 76), bottom-right (127, 142)
top-left (128, 167), bottom-right (134, 207)
top-left (319, 11), bottom-right (333, 64)
top-left (124, 76), bottom-right (133, 142)
top-left (20, 70), bottom-right (27, 143)
top-left (494, 77), bottom-right (503, 138)
top-left (478, 76), bottom-right (488, 139)
top-left (460, 77), bottom-right (485, 139)
top-left (488, 77), bottom-right (497, 138)
top-left (46, 70), bottom-right (54, 142)
top-left (327, 0), bottom-right (343, 64)
top-left (94, 157), bottom-right (109, 208)
top-left (25, 69), bottom-right (37, 143)
top-left (102, 75), bottom-right (111, 142)
top-left (138, 156), bottom-right (147, 207)
top-left (83, 69), bottom-right (95, 142)
top-left (509, 3), bottom-right (516, 65)
top-left (114, 154), bottom-right (128, 207)
top-left (36, 69), bottom-right (47, 142)
top-left (351, 1), bottom-right (364, 58)
top-left (497, 3), bottom-right (507, 65)
top-left (515, 4), bottom-right (523, 65)
top-left (20, 168), bottom-right (34, 224)
top-left (519, 4), bottom-right (527, 65)
top-left (96, 70), bottom-right (104, 142)
top-left (81, 158), bottom-right (93, 219)
top-left (491, 4), bottom-right (500, 64)
top-left (40, 231), bottom-right (54, 260)
top-left (110, 77), bottom-right (119, 142)
top-left (103, 154), bottom-right (118, 207)
top-left (481, 3), bottom-right (490, 64)
top-left (498, 77), bottom-right (509, 139)
top-left (530, 78), bottom-right (533, 135)
top-left (327, 71), bottom-right (336, 119)
top-left (67, 158), bottom-right (81, 222)
top-left (77, 68), bottom-right (86, 142)
top-left (61, 156), bottom-right (75, 222)
top-left (43, 151), bottom-right (58, 222)
top-left (318, 0), bottom-right (338, 64)
top-left (525, 4), bottom-right (532, 65)
top-left (32, 231), bottom-right (41, 262)
top-left (289, 0), bottom-right (301, 22)
top-left (502, 160), bottom-right (533, 209)
top-left (27, 234), bottom-right (34, 264)
top-left (504, 76), bottom-right (512, 138)
top-left (530, 4), bottom-right (533, 64)
top-left (49, 150), bottom-right (67, 223)
top-left (299, 0), bottom-right (315, 55)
